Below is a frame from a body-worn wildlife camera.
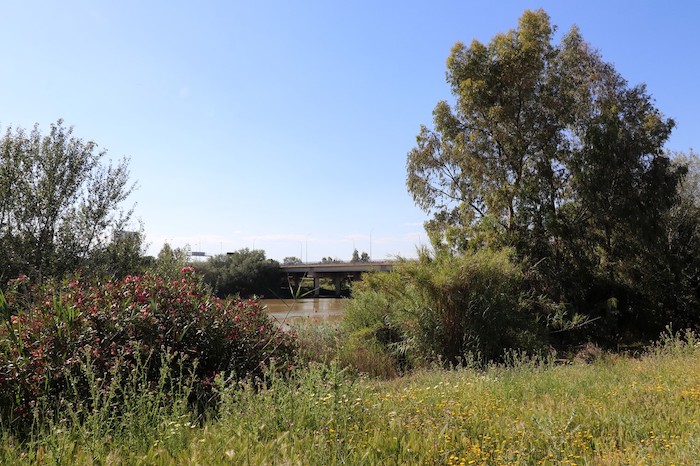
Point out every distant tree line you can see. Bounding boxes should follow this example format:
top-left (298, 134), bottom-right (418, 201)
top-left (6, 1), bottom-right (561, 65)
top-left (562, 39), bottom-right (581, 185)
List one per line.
top-left (194, 248), bottom-right (280, 298)
top-left (351, 249), bottom-right (370, 263)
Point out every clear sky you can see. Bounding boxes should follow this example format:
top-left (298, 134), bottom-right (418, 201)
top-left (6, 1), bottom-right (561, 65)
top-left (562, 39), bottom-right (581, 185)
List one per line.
top-left (2, 1), bottom-right (698, 262)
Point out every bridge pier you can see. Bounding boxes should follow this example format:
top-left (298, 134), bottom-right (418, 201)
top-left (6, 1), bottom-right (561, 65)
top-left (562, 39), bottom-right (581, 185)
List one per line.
top-left (313, 275), bottom-right (320, 297)
top-left (334, 275), bottom-right (342, 297)
top-left (311, 274), bottom-right (342, 296)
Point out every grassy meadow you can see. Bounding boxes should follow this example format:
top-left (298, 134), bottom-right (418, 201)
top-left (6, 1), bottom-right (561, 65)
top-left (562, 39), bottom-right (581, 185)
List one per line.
top-left (3, 330), bottom-right (699, 465)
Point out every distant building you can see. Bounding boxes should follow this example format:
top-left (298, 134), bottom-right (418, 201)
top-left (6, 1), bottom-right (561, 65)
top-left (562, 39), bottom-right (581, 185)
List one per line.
top-left (113, 230), bottom-right (139, 241)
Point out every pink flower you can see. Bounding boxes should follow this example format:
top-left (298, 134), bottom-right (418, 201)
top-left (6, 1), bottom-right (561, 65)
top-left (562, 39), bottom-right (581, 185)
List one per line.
top-left (181, 266), bottom-right (194, 274)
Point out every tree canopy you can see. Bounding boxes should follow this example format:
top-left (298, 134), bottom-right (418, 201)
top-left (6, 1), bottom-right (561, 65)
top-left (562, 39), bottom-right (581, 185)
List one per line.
top-left (0, 120), bottom-right (140, 280)
top-left (350, 249), bottom-right (370, 263)
top-left (196, 248), bottom-right (280, 298)
top-left (407, 9), bottom-right (696, 340)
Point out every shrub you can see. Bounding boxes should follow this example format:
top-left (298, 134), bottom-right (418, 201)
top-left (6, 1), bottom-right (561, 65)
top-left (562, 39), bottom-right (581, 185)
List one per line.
top-left (337, 327), bottom-right (401, 379)
top-left (0, 268), bottom-right (296, 434)
top-left (345, 249), bottom-right (549, 367)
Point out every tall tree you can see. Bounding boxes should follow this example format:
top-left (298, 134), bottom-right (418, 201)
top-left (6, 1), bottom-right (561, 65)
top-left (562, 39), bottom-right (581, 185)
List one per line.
top-left (0, 120), bottom-right (137, 280)
top-left (407, 10), bottom-right (689, 338)
top-left (408, 10), bottom-right (567, 251)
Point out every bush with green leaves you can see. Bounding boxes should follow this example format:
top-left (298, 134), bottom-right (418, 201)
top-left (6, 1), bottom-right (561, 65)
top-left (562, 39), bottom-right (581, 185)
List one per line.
top-left (345, 248), bottom-right (551, 367)
top-left (150, 242), bottom-right (190, 279)
top-left (196, 248), bottom-right (280, 298)
top-left (0, 268), bottom-right (296, 434)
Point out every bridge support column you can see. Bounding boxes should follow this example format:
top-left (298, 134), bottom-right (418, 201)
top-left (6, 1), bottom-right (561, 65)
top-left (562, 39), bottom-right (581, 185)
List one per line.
top-left (313, 275), bottom-right (320, 297)
top-left (334, 275), bottom-right (342, 297)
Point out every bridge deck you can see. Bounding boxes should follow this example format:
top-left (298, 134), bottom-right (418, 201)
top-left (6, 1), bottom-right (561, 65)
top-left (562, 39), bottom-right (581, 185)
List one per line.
top-left (280, 261), bottom-right (394, 274)
top-left (279, 261), bottom-right (395, 296)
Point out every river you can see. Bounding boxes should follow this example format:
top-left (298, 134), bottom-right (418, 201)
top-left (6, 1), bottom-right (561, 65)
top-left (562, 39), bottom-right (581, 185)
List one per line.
top-left (262, 298), bottom-right (346, 324)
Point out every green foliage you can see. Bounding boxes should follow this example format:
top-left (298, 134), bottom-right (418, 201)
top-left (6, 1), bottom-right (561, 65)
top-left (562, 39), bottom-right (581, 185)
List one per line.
top-left (0, 349), bottom-right (197, 461)
top-left (2, 331), bottom-right (699, 464)
top-left (656, 151), bottom-right (700, 329)
top-left (343, 287), bottom-right (396, 335)
top-left (283, 256), bottom-right (303, 265)
top-left (87, 228), bottom-right (150, 279)
top-left (346, 249), bottom-right (549, 366)
top-left (321, 257), bottom-right (342, 263)
top-left (151, 243), bottom-right (190, 279)
top-left (0, 120), bottom-right (140, 281)
top-left (291, 321), bottom-right (340, 365)
top-left (196, 248), bottom-right (280, 298)
top-left (406, 9), bottom-right (697, 342)
top-left (350, 249), bottom-right (370, 263)
top-left (0, 270), bottom-right (296, 435)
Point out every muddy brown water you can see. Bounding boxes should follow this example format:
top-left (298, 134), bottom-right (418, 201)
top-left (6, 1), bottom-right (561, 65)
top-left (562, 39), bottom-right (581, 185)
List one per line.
top-left (262, 298), bottom-right (346, 324)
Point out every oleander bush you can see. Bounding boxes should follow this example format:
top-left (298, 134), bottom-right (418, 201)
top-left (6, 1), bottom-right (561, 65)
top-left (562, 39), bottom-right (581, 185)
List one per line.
top-left (0, 268), bottom-right (296, 435)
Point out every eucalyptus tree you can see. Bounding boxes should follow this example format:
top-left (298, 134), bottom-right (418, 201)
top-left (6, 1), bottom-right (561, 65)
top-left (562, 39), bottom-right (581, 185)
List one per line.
top-left (407, 10), bottom-right (691, 338)
top-left (0, 120), bottom-right (138, 280)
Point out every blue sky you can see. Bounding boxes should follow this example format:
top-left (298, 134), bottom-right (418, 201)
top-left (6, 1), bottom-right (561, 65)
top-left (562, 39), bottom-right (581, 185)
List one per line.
top-left (2, 1), bottom-right (698, 262)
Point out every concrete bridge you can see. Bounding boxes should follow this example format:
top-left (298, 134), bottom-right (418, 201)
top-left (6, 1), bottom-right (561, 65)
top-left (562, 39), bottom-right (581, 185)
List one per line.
top-left (280, 261), bottom-right (394, 297)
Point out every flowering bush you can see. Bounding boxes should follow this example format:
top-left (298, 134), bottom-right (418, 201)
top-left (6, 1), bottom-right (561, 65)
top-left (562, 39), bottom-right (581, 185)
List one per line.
top-left (0, 268), bottom-right (296, 431)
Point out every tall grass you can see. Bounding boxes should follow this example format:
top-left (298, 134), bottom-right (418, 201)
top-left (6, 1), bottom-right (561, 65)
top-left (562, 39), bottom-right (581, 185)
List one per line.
top-left (0, 349), bottom-right (197, 464)
top-left (2, 329), bottom-right (699, 464)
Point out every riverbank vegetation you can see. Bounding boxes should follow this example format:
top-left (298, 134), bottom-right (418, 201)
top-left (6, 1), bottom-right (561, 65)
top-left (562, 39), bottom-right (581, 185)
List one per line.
top-left (3, 8), bottom-right (700, 464)
top-left (0, 270), bottom-right (296, 438)
top-left (1, 327), bottom-right (698, 464)
top-left (398, 8), bottom-right (700, 356)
